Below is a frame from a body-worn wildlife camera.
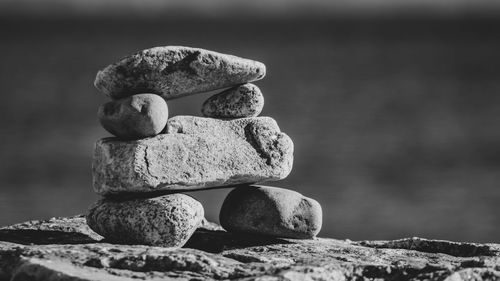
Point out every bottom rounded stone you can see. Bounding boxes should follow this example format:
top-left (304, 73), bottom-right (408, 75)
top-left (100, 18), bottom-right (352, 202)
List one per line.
top-left (219, 185), bottom-right (322, 239)
top-left (86, 194), bottom-right (204, 247)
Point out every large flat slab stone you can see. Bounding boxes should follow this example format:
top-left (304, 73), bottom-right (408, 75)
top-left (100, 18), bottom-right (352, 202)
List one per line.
top-left (94, 46), bottom-right (266, 100)
top-left (1, 216), bottom-right (500, 281)
top-left (92, 116), bottom-right (293, 196)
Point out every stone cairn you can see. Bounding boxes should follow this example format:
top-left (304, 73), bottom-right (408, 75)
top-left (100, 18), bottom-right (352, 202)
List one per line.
top-left (87, 46), bottom-right (323, 247)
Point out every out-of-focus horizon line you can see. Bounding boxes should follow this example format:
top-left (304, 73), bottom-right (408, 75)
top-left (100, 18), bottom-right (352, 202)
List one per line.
top-left (1, 0), bottom-right (500, 19)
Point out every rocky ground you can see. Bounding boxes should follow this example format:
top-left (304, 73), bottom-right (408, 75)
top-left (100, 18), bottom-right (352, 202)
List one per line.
top-left (0, 216), bottom-right (499, 280)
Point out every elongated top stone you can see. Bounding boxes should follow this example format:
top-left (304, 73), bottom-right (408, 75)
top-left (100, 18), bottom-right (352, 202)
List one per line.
top-left (92, 116), bottom-right (293, 196)
top-left (94, 46), bottom-right (266, 100)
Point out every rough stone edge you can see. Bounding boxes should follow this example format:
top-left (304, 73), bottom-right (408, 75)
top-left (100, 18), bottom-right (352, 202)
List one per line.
top-left (1, 216), bottom-right (500, 281)
top-left (92, 116), bottom-right (294, 196)
top-left (94, 46), bottom-right (266, 100)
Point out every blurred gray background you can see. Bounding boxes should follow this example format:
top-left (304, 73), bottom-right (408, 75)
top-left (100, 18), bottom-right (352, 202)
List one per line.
top-left (1, 0), bottom-right (499, 243)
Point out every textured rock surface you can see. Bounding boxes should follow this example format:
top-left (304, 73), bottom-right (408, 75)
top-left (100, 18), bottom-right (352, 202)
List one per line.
top-left (93, 116), bottom-right (293, 196)
top-left (201, 83), bottom-right (264, 118)
top-left (94, 46), bottom-right (266, 100)
top-left (1, 216), bottom-right (500, 281)
top-left (220, 185), bottom-right (322, 239)
top-left (86, 194), bottom-right (204, 247)
top-left (0, 215), bottom-right (103, 244)
top-left (98, 93), bottom-right (169, 139)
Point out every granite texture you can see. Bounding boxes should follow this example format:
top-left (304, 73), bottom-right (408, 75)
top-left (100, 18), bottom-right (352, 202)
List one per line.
top-left (93, 116), bottom-right (294, 196)
top-left (1, 216), bottom-right (500, 280)
top-left (94, 46), bottom-right (266, 100)
top-left (98, 93), bottom-right (169, 139)
top-left (220, 185), bottom-right (322, 239)
top-left (86, 194), bottom-right (204, 247)
top-left (201, 83), bottom-right (264, 118)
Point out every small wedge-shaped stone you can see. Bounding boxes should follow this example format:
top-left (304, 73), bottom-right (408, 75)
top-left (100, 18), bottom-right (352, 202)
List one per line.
top-left (201, 83), bottom-right (264, 118)
top-left (86, 194), bottom-right (204, 247)
top-left (93, 116), bottom-right (293, 196)
top-left (94, 46), bottom-right (266, 100)
top-left (220, 185), bottom-right (322, 239)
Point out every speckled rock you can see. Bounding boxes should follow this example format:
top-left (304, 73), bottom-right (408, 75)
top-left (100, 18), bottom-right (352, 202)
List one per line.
top-left (201, 83), bottom-right (264, 118)
top-left (220, 185), bottom-right (322, 239)
top-left (0, 215), bottom-right (103, 244)
top-left (1, 216), bottom-right (500, 281)
top-left (93, 116), bottom-right (293, 196)
top-left (97, 93), bottom-right (168, 139)
top-left (94, 46), bottom-right (266, 100)
top-left (86, 194), bottom-right (203, 247)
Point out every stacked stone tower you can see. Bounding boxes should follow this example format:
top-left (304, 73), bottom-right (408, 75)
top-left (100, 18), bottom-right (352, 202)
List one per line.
top-left (87, 46), bottom-right (322, 247)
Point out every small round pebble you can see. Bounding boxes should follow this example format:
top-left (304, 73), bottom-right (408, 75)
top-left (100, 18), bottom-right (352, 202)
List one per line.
top-left (98, 93), bottom-right (168, 139)
top-left (219, 185), bottom-right (322, 239)
top-left (201, 83), bottom-right (264, 118)
top-left (86, 194), bottom-right (204, 247)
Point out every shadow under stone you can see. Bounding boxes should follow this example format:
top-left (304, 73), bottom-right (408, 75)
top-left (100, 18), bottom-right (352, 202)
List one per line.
top-left (0, 229), bottom-right (101, 245)
top-left (184, 229), bottom-right (293, 253)
top-left (0, 215), bottom-right (294, 250)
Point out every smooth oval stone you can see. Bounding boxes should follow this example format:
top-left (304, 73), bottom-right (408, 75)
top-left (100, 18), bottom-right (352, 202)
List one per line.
top-left (86, 194), bottom-right (203, 247)
top-left (98, 93), bottom-right (168, 139)
top-left (201, 83), bottom-right (264, 118)
top-left (94, 46), bottom-right (266, 100)
top-left (219, 185), bottom-right (322, 239)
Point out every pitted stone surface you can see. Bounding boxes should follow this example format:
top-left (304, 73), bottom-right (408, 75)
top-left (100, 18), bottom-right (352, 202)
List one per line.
top-left (93, 116), bottom-right (293, 196)
top-left (98, 93), bottom-right (169, 139)
top-left (86, 194), bottom-right (203, 247)
top-left (220, 185), bottom-right (322, 239)
top-left (0, 215), bottom-right (103, 244)
top-left (94, 46), bottom-right (266, 100)
top-left (201, 83), bottom-right (264, 118)
top-left (1, 216), bottom-right (500, 280)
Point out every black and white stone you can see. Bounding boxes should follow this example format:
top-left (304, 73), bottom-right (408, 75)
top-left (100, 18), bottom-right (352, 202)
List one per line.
top-left (94, 46), bottom-right (266, 100)
top-left (93, 116), bottom-right (294, 196)
top-left (220, 185), bottom-right (322, 239)
top-left (201, 83), bottom-right (264, 118)
top-left (86, 194), bottom-right (204, 247)
top-left (97, 93), bottom-right (168, 139)
top-left (1, 216), bottom-right (499, 281)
